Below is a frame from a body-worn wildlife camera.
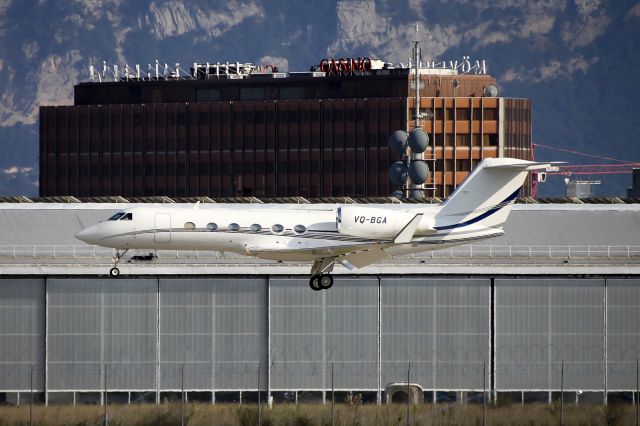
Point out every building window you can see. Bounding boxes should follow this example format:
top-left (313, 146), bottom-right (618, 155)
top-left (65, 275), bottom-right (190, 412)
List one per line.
top-left (280, 87), bottom-right (305, 100)
top-left (196, 88), bottom-right (221, 102)
top-left (240, 87), bottom-right (265, 101)
top-left (483, 108), bottom-right (497, 120)
top-left (184, 221), bottom-right (195, 230)
top-left (456, 108), bottom-right (470, 120)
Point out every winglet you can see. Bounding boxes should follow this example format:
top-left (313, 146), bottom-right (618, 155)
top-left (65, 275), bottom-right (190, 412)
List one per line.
top-left (393, 213), bottom-right (423, 244)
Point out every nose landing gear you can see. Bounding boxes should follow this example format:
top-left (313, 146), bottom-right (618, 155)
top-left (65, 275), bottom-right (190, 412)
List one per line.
top-left (109, 249), bottom-right (128, 278)
top-left (309, 274), bottom-right (333, 291)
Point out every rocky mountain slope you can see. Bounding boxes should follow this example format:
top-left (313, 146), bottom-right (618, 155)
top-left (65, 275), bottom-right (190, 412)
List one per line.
top-left (1, 0), bottom-right (638, 197)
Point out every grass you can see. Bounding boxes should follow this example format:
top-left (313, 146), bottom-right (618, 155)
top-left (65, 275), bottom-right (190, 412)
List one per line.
top-left (0, 402), bottom-right (637, 425)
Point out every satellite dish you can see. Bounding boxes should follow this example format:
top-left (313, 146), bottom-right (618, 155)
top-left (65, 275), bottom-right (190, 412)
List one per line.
top-left (388, 130), bottom-right (408, 153)
top-left (389, 161), bottom-right (408, 186)
top-left (408, 160), bottom-right (430, 183)
top-left (408, 128), bottom-right (429, 153)
top-left (408, 189), bottom-right (424, 199)
top-left (483, 84), bottom-right (498, 97)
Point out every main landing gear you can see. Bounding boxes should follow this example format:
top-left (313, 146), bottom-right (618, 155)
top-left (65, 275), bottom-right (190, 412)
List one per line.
top-left (309, 257), bottom-right (336, 291)
top-left (109, 249), bottom-right (128, 278)
top-left (309, 274), bottom-right (334, 291)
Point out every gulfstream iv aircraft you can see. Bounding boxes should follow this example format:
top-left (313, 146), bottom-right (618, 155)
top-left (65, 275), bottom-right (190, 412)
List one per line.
top-left (76, 158), bottom-right (550, 290)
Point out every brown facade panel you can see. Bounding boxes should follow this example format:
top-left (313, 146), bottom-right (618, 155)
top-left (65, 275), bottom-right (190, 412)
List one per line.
top-left (39, 99), bottom-right (405, 198)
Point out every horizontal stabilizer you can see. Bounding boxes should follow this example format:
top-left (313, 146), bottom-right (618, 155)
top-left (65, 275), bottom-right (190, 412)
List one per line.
top-left (483, 160), bottom-right (562, 171)
top-left (393, 213), bottom-right (423, 244)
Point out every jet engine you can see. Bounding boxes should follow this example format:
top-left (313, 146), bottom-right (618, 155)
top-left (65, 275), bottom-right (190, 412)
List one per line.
top-left (336, 206), bottom-right (434, 240)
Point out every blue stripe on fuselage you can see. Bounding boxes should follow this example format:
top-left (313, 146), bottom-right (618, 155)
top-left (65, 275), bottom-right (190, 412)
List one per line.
top-left (434, 187), bottom-right (520, 231)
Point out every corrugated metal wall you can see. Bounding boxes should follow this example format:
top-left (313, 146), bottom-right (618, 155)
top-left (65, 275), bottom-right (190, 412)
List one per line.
top-left (47, 278), bottom-right (157, 391)
top-left (381, 278), bottom-right (490, 391)
top-left (270, 277), bottom-right (378, 391)
top-left (0, 279), bottom-right (45, 391)
top-left (159, 278), bottom-right (267, 391)
top-left (607, 278), bottom-right (640, 391)
top-left (0, 276), bottom-right (638, 396)
top-left (495, 278), bottom-right (605, 391)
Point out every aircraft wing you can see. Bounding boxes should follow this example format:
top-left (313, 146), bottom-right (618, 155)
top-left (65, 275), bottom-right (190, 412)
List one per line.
top-left (247, 242), bottom-right (394, 271)
top-left (245, 241), bottom-right (391, 258)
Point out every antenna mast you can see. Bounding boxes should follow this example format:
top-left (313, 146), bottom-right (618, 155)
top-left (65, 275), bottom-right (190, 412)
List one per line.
top-left (410, 24), bottom-right (424, 198)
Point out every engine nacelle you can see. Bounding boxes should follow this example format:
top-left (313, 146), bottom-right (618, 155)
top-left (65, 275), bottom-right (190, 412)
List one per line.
top-left (336, 206), bottom-right (434, 240)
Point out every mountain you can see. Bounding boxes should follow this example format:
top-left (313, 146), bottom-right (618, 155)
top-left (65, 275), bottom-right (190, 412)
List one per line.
top-left (1, 0), bottom-right (639, 197)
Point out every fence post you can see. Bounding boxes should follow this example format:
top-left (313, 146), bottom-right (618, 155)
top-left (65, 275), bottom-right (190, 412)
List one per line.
top-left (636, 358), bottom-right (640, 426)
top-left (407, 362), bottom-right (411, 426)
top-left (29, 366), bottom-right (33, 426)
top-left (483, 360), bottom-right (487, 426)
top-left (181, 363), bottom-right (185, 426)
top-left (331, 363), bottom-right (335, 426)
top-left (104, 366), bottom-right (108, 426)
top-left (560, 360), bottom-right (564, 426)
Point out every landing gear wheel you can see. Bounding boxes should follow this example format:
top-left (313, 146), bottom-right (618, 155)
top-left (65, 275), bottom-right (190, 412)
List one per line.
top-left (109, 248), bottom-right (128, 278)
top-left (319, 274), bottom-right (333, 290)
top-left (309, 275), bottom-right (322, 291)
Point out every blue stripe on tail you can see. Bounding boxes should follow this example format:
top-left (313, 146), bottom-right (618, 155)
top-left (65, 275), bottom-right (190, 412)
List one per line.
top-left (434, 187), bottom-right (520, 231)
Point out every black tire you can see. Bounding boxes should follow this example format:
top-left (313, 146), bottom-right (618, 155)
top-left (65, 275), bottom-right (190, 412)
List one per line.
top-left (309, 275), bottom-right (322, 291)
top-left (109, 267), bottom-right (120, 278)
top-left (319, 274), bottom-right (333, 290)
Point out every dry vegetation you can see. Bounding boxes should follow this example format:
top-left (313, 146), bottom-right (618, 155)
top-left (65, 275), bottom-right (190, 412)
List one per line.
top-left (0, 402), bottom-right (636, 425)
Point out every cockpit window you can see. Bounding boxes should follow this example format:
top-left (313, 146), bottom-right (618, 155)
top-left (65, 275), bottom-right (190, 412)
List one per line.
top-left (120, 213), bottom-right (133, 221)
top-left (108, 212), bottom-right (125, 221)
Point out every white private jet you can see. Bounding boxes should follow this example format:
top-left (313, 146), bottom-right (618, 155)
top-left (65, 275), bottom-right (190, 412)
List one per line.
top-left (76, 158), bottom-right (550, 290)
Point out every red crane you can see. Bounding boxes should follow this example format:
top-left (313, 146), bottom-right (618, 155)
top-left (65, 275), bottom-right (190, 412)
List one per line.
top-left (531, 143), bottom-right (640, 197)
top-left (545, 163), bottom-right (640, 175)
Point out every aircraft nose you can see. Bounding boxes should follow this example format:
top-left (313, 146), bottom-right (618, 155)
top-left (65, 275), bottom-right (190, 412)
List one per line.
top-left (75, 226), bottom-right (99, 244)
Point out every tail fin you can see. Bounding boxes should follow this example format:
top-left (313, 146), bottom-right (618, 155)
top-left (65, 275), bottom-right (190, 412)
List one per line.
top-left (435, 158), bottom-right (550, 231)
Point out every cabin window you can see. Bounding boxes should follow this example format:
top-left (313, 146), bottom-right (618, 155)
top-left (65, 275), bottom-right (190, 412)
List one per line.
top-left (228, 223), bottom-right (240, 231)
top-left (271, 224), bottom-right (284, 234)
top-left (120, 213), bottom-right (133, 221)
top-left (293, 224), bottom-right (307, 234)
top-left (250, 224), bottom-right (262, 232)
top-left (108, 212), bottom-right (125, 221)
top-left (206, 223), bottom-right (218, 231)
top-left (184, 221), bottom-right (195, 230)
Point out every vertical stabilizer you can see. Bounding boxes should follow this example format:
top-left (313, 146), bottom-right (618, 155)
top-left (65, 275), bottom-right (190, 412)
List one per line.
top-left (435, 158), bottom-right (550, 231)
